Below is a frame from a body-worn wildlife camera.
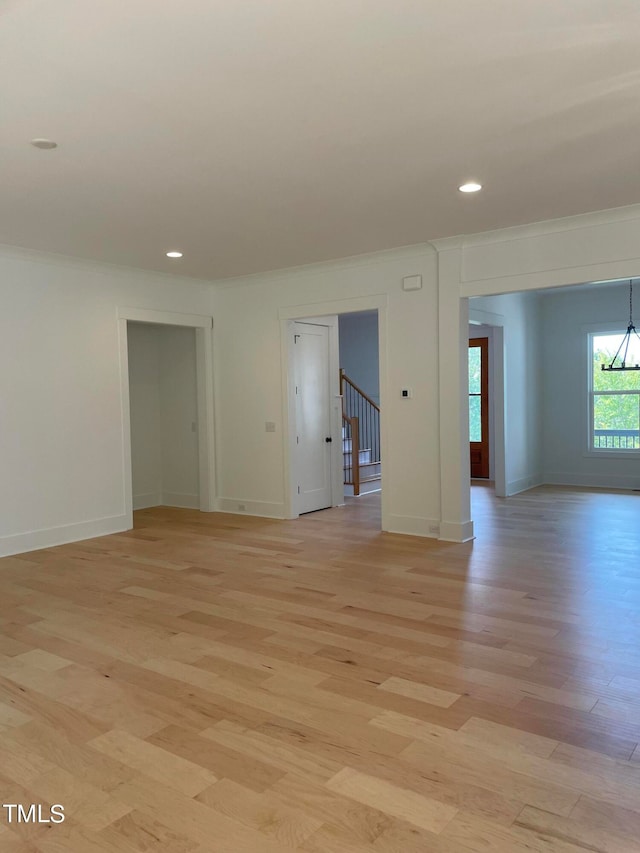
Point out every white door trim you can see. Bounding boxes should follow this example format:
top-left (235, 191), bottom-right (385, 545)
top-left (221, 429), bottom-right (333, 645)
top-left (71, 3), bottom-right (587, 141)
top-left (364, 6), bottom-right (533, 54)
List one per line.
top-left (117, 307), bottom-right (216, 529)
top-left (469, 307), bottom-right (506, 498)
top-left (279, 294), bottom-right (388, 522)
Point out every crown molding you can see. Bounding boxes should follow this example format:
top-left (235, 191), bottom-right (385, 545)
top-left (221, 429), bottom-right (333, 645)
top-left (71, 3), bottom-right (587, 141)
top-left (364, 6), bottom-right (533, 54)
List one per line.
top-left (212, 242), bottom-right (435, 290)
top-left (429, 203), bottom-right (640, 256)
top-left (0, 241), bottom-right (215, 288)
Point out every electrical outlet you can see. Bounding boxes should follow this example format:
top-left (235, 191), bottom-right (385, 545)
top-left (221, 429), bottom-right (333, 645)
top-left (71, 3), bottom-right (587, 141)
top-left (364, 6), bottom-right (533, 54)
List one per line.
top-left (237, 504), bottom-right (246, 511)
top-left (265, 421), bottom-right (276, 433)
top-left (428, 524), bottom-right (440, 535)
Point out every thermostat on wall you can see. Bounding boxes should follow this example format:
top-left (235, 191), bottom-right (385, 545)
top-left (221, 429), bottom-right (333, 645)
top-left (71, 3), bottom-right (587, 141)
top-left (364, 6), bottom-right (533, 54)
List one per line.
top-left (401, 388), bottom-right (413, 398)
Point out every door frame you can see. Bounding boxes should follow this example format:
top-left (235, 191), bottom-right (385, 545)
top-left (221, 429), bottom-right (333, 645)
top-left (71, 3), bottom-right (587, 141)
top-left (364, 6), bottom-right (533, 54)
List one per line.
top-left (280, 295), bottom-right (388, 521)
top-left (117, 307), bottom-right (216, 529)
top-left (469, 308), bottom-right (506, 497)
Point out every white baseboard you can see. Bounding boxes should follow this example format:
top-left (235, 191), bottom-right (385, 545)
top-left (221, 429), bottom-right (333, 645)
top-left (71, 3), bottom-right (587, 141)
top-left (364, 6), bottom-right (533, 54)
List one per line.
top-left (439, 519), bottom-right (475, 543)
top-left (506, 475), bottom-right (543, 497)
top-left (344, 482), bottom-right (382, 497)
top-left (543, 471), bottom-right (640, 490)
top-left (0, 514), bottom-right (130, 558)
top-left (385, 514), bottom-right (441, 539)
top-left (133, 492), bottom-right (162, 510)
top-left (215, 498), bottom-right (286, 519)
top-left (161, 492), bottom-right (200, 509)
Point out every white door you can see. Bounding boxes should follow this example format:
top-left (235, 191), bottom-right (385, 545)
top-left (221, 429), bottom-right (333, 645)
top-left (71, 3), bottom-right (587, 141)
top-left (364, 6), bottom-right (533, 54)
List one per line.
top-left (294, 322), bottom-right (333, 514)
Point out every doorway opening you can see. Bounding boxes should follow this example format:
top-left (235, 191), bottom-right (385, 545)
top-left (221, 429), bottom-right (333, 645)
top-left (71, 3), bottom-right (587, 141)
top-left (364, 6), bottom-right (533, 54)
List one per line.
top-left (127, 322), bottom-right (200, 510)
top-left (339, 310), bottom-right (381, 498)
top-left (283, 304), bottom-right (384, 529)
top-left (469, 335), bottom-right (490, 479)
top-left (118, 308), bottom-right (215, 529)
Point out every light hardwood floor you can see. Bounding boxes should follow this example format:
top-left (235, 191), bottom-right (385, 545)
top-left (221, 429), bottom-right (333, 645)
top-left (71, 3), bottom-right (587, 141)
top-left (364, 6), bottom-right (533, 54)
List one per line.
top-left (1, 485), bottom-right (640, 851)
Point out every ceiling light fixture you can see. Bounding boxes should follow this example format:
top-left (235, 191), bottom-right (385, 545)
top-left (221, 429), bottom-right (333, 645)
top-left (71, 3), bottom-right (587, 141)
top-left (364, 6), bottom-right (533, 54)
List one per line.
top-left (31, 138), bottom-right (58, 150)
top-left (602, 280), bottom-right (640, 371)
top-left (166, 251), bottom-right (183, 258)
top-left (459, 181), bottom-right (482, 193)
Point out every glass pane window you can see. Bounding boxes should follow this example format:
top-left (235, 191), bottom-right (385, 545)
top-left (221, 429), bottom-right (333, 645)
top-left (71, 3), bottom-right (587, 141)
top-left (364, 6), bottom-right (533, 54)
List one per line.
top-left (593, 394), bottom-right (640, 449)
top-left (468, 347), bottom-right (481, 394)
top-left (469, 395), bottom-right (482, 442)
top-left (593, 333), bottom-right (640, 392)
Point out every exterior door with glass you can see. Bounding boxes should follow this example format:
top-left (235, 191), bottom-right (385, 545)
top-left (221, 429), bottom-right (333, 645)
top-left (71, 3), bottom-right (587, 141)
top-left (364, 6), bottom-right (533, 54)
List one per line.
top-left (469, 337), bottom-right (489, 478)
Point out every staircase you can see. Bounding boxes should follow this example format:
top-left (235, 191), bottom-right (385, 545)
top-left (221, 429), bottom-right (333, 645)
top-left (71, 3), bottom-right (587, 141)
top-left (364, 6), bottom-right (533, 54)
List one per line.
top-left (341, 369), bottom-right (381, 496)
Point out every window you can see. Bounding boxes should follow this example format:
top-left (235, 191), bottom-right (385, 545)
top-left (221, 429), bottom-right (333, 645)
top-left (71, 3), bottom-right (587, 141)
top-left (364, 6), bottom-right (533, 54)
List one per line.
top-left (468, 344), bottom-right (482, 442)
top-left (590, 331), bottom-right (640, 450)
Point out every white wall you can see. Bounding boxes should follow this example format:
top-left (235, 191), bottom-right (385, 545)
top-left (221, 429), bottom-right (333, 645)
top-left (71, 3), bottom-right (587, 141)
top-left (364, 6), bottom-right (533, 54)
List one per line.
top-left (211, 247), bottom-right (441, 536)
top-left (541, 283), bottom-right (640, 489)
top-left (5, 204), bottom-right (640, 556)
top-left (339, 311), bottom-right (379, 405)
top-left (470, 292), bottom-right (543, 495)
top-left (128, 323), bottom-right (200, 510)
top-left (0, 246), bottom-right (213, 557)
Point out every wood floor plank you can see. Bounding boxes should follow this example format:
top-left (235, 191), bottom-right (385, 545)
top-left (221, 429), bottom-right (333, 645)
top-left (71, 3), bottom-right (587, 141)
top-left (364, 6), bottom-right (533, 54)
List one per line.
top-left (0, 485), bottom-right (639, 851)
top-left (325, 767), bottom-right (458, 834)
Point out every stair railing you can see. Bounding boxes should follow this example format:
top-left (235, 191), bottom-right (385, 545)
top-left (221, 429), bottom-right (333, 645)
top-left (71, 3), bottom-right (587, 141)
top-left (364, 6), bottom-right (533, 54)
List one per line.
top-left (342, 413), bottom-right (360, 496)
top-left (340, 368), bottom-right (380, 496)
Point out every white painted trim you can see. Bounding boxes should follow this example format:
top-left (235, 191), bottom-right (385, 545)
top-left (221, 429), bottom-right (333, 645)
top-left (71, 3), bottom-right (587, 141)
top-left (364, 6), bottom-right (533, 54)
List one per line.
top-left (281, 318), bottom-right (297, 519)
top-left (278, 294), bottom-right (388, 321)
top-left (385, 514), bottom-right (440, 538)
top-left (133, 493), bottom-right (162, 510)
top-left (543, 472), bottom-right (640, 490)
top-left (195, 326), bottom-right (217, 511)
top-left (118, 317), bottom-right (134, 530)
top-left (215, 498), bottom-right (286, 518)
top-left (118, 306), bottom-right (213, 328)
top-left (439, 520), bottom-right (475, 543)
top-left (506, 476), bottom-right (544, 497)
top-left (344, 482), bottom-right (381, 497)
top-left (460, 259), bottom-right (640, 298)
top-left (469, 310), bottom-right (507, 499)
top-left (216, 246), bottom-right (435, 291)
top-left (0, 241), bottom-right (216, 285)
top-left (433, 203), bottom-right (640, 253)
top-left (0, 514), bottom-right (129, 559)
top-left (492, 326), bottom-right (507, 499)
top-left (118, 307), bottom-right (217, 528)
top-left (279, 295), bottom-right (389, 527)
top-left (162, 492), bottom-right (200, 509)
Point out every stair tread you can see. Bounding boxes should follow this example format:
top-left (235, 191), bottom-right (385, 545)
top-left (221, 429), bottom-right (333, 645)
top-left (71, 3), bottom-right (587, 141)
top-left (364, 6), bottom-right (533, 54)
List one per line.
top-left (360, 474), bottom-right (382, 483)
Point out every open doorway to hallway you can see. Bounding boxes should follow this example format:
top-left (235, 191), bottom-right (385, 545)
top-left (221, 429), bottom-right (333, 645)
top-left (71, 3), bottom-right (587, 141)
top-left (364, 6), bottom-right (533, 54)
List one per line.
top-left (285, 308), bottom-right (383, 528)
top-left (339, 310), bottom-right (381, 499)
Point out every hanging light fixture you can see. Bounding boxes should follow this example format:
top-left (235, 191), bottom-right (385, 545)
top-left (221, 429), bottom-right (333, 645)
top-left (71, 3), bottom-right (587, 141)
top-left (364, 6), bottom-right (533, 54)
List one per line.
top-left (602, 280), bottom-right (640, 371)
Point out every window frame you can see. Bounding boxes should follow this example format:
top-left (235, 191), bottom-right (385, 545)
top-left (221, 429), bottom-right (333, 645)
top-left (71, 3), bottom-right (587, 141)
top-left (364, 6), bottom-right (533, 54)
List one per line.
top-left (586, 324), bottom-right (640, 457)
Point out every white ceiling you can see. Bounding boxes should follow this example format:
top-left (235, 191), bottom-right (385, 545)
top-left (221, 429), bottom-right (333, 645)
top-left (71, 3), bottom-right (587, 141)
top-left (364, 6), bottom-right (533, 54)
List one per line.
top-left (2, 1), bottom-right (640, 280)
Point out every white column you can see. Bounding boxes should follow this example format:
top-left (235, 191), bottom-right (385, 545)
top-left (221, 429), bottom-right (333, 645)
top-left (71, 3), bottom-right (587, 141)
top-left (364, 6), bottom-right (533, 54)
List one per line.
top-left (435, 240), bottom-right (474, 542)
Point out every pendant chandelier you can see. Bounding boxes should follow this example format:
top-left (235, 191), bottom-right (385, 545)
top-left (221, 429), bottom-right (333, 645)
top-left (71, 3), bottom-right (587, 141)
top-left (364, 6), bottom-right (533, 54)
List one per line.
top-left (602, 280), bottom-right (640, 372)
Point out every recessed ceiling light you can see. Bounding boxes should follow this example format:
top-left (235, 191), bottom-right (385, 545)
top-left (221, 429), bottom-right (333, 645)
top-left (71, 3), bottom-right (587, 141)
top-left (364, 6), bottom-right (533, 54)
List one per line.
top-left (459, 182), bottom-right (482, 193)
top-left (31, 138), bottom-right (58, 150)
top-left (166, 251), bottom-right (183, 258)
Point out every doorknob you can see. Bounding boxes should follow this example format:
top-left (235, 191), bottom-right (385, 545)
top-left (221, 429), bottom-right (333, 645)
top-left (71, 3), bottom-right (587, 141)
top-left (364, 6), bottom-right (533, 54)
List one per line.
top-left (325, 436), bottom-right (332, 443)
